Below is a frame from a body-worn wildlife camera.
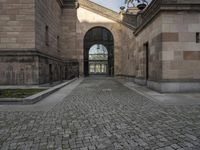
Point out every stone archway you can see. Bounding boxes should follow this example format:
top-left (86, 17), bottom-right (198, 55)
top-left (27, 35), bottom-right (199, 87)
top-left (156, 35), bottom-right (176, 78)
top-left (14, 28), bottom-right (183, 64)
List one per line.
top-left (84, 27), bottom-right (114, 76)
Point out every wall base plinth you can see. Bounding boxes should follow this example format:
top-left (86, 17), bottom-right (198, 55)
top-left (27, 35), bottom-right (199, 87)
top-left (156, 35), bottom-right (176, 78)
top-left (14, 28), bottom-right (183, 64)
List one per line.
top-left (147, 80), bottom-right (200, 93)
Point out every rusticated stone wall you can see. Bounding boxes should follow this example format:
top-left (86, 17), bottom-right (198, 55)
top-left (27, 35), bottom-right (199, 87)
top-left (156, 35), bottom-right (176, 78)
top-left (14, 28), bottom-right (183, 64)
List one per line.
top-left (0, 54), bottom-right (39, 85)
top-left (38, 57), bottom-right (79, 84)
top-left (0, 50), bottom-right (79, 85)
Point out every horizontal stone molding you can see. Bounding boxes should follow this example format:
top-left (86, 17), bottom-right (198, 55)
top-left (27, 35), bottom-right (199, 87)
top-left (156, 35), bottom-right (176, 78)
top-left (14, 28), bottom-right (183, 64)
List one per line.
top-left (147, 80), bottom-right (200, 93)
top-left (148, 79), bottom-right (200, 83)
top-left (0, 49), bottom-right (78, 63)
top-left (122, 76), bottom-right (200, 92)
top-left (134, 78), bottom-right (147, 86)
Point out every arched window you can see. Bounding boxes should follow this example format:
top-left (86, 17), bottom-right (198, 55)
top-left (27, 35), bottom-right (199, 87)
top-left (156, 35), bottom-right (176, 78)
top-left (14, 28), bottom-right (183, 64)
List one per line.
top-left (89, 44), bottom-right (108, 61)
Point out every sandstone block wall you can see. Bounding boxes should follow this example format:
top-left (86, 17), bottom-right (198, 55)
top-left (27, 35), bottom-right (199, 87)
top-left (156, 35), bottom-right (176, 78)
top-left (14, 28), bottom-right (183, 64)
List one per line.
top-left (132, 10), bottom-right (200, 92)
top-left (38, 56), bottom-right (79, 84)
top-left (35, 0), bottom-right (62, 57)
top-left (0, 0), bottom-right (37, 85)
top-left (0, 0), bottom-right (35, 49)
top-left (0, 0), bottom-right (79, 85)
top-left (61, 8), bottom-right (77, 60)
top-left (35, 0), bottom-right (67, 84)
top-left (134, 14), bottom-right (163, 82)
top-left (161, 11), bottom-right (200, 81)
top-left (120, 25), bottom-right (136, 77)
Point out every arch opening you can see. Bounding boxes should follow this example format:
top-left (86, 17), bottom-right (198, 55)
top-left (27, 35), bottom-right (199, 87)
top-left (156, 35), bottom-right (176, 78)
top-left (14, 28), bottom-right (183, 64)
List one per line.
top-left (84, 27), bottom-right (114, 76)
top-left (89, 44), bottom-right (108, 75)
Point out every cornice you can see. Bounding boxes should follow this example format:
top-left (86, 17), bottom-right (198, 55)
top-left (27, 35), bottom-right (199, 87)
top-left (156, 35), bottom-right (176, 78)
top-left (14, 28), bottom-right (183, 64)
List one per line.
top-left (0, 49), bottom-right (78, 63)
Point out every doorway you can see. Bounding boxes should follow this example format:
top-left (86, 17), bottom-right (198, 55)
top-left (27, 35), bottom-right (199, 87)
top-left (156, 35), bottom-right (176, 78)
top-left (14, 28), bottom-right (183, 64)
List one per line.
top-left (84, 27), bottom-right (114, 76)
top-left (89, 44), bottom-right (108, 75)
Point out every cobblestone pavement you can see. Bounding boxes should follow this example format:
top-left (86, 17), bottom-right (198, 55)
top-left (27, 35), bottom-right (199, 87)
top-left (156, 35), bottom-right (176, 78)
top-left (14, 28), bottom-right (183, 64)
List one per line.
top-left (1, 77), bottom-right (200, 150)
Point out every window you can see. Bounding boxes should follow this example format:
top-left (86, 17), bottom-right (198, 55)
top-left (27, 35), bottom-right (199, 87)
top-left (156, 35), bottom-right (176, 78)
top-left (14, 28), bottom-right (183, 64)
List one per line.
top-left (45, 26), bottom-right (49, 46)
top-left (89, 44), bottom-right (108, 74)
top-left (57, 36), bottom-right (60, 52)
top-left (144, 42), bottom-right (149, 80)
top-left (196, 32), bottom-right (200, 43)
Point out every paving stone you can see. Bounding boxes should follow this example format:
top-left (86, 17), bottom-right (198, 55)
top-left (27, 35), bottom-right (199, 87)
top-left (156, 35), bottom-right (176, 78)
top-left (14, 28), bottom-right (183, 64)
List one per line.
top-left (0, 77), bottom-right (200, 150)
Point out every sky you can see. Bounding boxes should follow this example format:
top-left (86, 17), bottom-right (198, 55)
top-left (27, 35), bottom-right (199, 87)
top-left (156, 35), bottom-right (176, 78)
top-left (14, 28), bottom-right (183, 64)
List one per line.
top-left (90, 0), bottom-right (152, 12)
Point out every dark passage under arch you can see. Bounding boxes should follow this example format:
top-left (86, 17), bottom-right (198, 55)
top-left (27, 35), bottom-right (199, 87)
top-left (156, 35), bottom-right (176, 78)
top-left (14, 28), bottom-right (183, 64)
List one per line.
top-left (84, 27), bottom-right (114, 76)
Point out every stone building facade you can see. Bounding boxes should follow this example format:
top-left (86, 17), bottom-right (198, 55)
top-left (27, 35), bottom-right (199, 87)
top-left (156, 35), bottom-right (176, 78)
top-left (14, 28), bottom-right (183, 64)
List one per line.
top-left (0, 0), bottom-right (200, 92)
top-left (0, 0), bottom-right (79, 85)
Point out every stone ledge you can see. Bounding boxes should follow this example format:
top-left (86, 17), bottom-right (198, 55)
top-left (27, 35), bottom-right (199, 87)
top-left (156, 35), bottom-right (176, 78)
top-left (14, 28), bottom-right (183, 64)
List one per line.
top-left (147, 80), bottom-right (200, 93)
top-left (0, 49), bottom-right (78, 63)
top-left (0, 78), bottom-right (77, 105)
top-left (116, 75), bottom-right (200, 93)
top-left (135, 78), bottom-right (147, 86)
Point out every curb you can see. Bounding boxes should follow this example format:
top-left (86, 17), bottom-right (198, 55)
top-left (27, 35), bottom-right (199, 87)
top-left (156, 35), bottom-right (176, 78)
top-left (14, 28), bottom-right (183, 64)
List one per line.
top-left (0, 78), bottom-right (77, 105)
